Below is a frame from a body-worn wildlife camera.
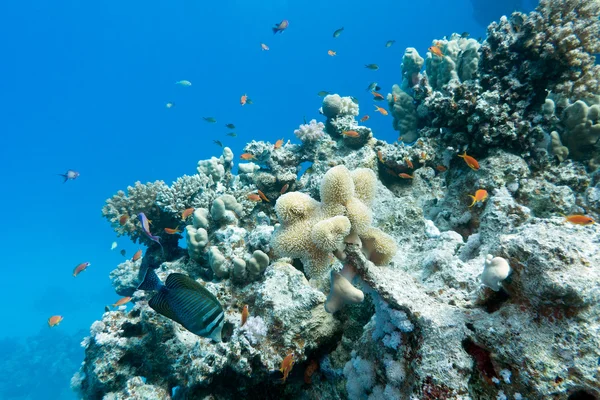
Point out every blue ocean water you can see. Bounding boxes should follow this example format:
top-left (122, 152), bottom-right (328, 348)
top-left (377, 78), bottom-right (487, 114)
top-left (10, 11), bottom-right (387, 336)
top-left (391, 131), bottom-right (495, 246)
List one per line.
top-left (0, 0), bottom-right (534, 398)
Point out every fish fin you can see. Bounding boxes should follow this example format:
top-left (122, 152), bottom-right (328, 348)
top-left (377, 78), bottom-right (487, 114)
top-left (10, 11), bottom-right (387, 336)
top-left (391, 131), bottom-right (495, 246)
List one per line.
top-left (149, 289), bottom-right (182, 325)
top-left (137, 266), bottom-right (163, 291)
top-left (58, 174), bottom-right (68, 183)
top-left (165, 274), bottom-right (219, 303)
top-left (272, 27), bottom-right (279, 34)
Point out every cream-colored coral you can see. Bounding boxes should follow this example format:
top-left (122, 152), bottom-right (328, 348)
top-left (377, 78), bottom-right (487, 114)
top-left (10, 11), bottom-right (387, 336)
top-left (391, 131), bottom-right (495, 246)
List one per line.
top-left (271, 165), bottom-right (397, 280)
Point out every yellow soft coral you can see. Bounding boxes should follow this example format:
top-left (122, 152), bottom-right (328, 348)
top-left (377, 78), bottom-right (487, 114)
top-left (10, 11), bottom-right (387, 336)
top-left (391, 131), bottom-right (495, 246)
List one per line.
top-left (271, 165), bottom-right (397, 280)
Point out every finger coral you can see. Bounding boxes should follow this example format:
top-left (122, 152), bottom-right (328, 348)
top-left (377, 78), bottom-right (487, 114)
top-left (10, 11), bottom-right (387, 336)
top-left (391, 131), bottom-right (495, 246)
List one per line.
top-left (271, 165), bottom-right (397, 280)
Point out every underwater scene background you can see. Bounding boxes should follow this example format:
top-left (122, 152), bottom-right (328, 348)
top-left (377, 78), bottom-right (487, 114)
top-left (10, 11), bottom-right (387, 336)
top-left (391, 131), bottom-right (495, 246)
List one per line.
top-left (7, 0), bottom-right (600, 399)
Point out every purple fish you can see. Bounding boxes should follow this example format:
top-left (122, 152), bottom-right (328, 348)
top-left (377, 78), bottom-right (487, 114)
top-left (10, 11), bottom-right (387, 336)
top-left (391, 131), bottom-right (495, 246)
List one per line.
top-left (58, 170), bottom-right (80, 183)
top-left (138, 212), bottom-right (164, 255)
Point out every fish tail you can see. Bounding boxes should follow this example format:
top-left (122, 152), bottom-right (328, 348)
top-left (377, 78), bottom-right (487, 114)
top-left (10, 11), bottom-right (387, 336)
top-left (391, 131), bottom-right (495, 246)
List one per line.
top-left (272, 27), bottom-right (279, 34)
top-left (137, 266), bottom-right (164, 291)
top-left (58, 174), bottom-right (68, 183)
top-left (468, 195), bottom-right (476, 208)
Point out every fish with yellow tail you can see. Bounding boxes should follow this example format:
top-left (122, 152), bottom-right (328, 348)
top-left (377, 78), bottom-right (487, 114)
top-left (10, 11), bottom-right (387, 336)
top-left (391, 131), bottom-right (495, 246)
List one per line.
top-left (137, 266), bottom-right (225, 342)
top-left (458, 151), bottom-right (480, 170)
top-left (468, 189), bottom-right (488, 207)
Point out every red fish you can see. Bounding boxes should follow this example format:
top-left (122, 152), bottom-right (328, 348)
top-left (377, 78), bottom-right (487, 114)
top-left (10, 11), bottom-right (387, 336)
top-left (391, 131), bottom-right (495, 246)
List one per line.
top-left (73, 262), bottom-right (91, 277)
top-left (405, 158), bottom-right (414, 169)
top-left (132, 249), bottom-right (143, 262)
top-left (48, 315), bottom-right (63, 327)
top-left (181, 207), bottom-right (195, 220)
top-left (240, 94), bottom-right (248, 106)
top-left (458, 151), bottom-right (480, 170)
top-left (342, 130), bottom-right (360, 138)
top-left (164, 227), bottom-right (181, 234)
top-left (241, 305), bottom-right (249, 326)
top-left (280, 352), bottom-right (295, 382)
top-left (468, 189), bottom-right (488, 207)
top-left (372, 91), bottom-right (384, 100)
top-left (280, 183), bottom-right (289, 194)
top-left (399, 173), bottom-right (414, 179)
top-left (565, 215), bottom-right (595, 225)
top-left (436, 165), bottom-right (447, 172)
top-left (274, 139), bottom-right (284, 149)
top-left (374, 105), bottom-right (388, 116)
top-left (247, 193), bottom-right (262, 202)
top-left (360, 115), bottom-right (370, 122)
top-left (119, 214), bottom-right (129, 226)
top-left (258, 189), bottom-right (270, 203)
top-left (304, 359), bottom-right (319, 384)
top-left (429, 45), bottom-right (443, 57)
top-left (240, 153), bottom-right (256, 160)
top-left (112, 296), bottom-right (132, 308)
top-left (272, 20), bottom-right (289, 34)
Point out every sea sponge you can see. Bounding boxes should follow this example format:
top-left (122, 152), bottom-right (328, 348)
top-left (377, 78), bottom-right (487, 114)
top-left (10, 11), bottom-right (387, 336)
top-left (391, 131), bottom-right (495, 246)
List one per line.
top-left (271, 165), bottom-right (397, 286)
top-left (481, 254), bottom-right (511, 291)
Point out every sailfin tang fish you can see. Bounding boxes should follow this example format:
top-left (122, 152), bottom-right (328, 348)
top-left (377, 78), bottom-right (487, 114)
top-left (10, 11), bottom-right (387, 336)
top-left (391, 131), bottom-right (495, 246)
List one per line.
top-left (137, 265), bottom-right (164, 291)
top-left (148, 273), bottom-right (225, 342)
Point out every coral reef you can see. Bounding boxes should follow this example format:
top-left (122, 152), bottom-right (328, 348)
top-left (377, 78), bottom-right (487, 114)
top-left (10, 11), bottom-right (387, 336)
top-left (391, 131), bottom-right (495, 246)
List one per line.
top-left (80, 1), bottom-right (600, 398)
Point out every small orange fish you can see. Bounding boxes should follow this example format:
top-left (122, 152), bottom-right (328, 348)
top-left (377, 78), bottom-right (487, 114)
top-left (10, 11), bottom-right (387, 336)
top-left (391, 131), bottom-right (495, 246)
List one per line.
top-left (48, 315), bottom-right (63, 327)
top-left (247, 193), bottom-right (262, 202)
top-left (342, 130), bottom-right (360, 138)
top-left (241, 304), bottom-right (249, 326)
top-left (181, 207), bottom-right (195, 220)
top-left (258, 189), bottom-right (270, 202)
top-left (468, 189), bottom-right (488, 207)
top-left (73, 262), bottom-right (91, 277)
top-left (164, 227), bottom-right (181, 234)
top-left (241, 94), bottom-right (248, 106)
top-left (132, 249), bottom-right (143, 262)
top-left (393, 94), bottom-right (398, 102)
top-left (327, 50), bottom-right (336, 56)
top-left (360, 115), bottom-right (370, 122)
top-left (280, 183), bottom-right (289, 194)
top-left (429, 45), bottom-right (443, 57)
top-left (436, 165), bottom-right (447, 172)
top-left (274, 139), bottom-right (284, 149)
top-left (458, 151), bottom-right (480, 170)
top-left (399, 173), bottom-right (414, 179)
top-left (112, 296), bottom-right (132, 308)
top-left (372, 91), bottom-right (384, 99)
top-left (565, 214), bottom-right (595, 225)
top-left (374, 105), bottom-right (388, 116)
top-left (377, 151), bottom-right (384, 163)
top-left (280, 352), bottom-right (295, 383)
top-left (240, 153), bottom-right (256, 160)
top-left (261, 43), bottom-right (269, 51)
top-left (304, 359), bottom-right (319, 384)
top-left (119, 215), bottom-right (129, 226)
top-left (405, 158), bottom-right (414, 169)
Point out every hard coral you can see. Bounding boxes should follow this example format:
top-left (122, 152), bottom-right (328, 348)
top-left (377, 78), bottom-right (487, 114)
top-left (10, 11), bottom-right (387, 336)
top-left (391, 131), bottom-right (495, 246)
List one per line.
top-left (271, 165), bottom-right (397, 280)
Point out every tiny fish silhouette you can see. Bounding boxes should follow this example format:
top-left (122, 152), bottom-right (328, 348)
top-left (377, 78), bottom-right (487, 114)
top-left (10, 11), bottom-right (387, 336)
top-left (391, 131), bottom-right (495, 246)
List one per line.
top-left (58, 170), bottom-right (79, 183)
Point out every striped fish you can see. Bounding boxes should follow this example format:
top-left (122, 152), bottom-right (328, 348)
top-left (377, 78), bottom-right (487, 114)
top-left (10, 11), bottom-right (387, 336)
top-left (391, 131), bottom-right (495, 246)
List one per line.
top-left (139, 269), bottom-right (224, 342)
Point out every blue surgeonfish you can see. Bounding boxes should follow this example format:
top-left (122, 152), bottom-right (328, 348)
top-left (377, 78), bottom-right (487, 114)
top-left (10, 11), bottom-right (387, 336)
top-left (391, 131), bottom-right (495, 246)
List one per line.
top-left (137, 267), bottom-right (225, 342)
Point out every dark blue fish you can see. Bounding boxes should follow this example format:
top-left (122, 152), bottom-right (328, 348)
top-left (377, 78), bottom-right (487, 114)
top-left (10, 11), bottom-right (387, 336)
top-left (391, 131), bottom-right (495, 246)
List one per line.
top-left (58, 170), bottom-right (79, 183)
top-left (137, 212), bottom-right (164, 254)
top-left (138, 270), bottom-right (225, 341)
